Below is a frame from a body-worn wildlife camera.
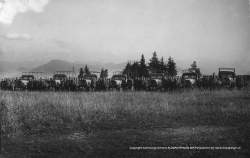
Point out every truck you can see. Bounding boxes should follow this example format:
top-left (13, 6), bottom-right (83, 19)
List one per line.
top-left (79, 74), bottom-right (98, 91)
top-left (148, 73), bottom-right (165, 90)
top-left (110, 71), bottom-right (127, 91)
top-left (218, 68), bottom-right (236, 87)
top-left (181, 69), bottom-right (198, 89)
top-left (17, 72), bottom-right (44, 90)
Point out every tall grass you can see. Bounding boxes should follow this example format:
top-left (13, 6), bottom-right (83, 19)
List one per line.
top-left (1, 88), bottom-right (250, 139)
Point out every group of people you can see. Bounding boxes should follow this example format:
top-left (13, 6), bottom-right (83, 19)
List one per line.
top-left (0, 77), bottom-right (78, 91)
top-left (196, 75), bottom-right (249, 90)
top-left (0, 74), bottom-right (249, 92)
top-left (129, 76), bottom-right (181, 91)
top-left (0, 76), bottom-right (180, 91)
top-left (0, 77), bottom-right (120, 92)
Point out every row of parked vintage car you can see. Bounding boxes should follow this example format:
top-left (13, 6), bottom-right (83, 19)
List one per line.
top-left (0, 68), bottom-right (249, 91)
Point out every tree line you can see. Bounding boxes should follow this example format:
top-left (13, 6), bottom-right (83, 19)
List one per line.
top-left (123, 51), bottom-right (178, 77)
top-left (77, 51), bottom-right (201, 78)
top-left (78, 65), bottom-right (108, 78)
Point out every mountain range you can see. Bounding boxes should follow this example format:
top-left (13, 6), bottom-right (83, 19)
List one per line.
top-left (0, 60), bottom-right (44, 73)
top-left (32, 60), bottom-right (132, 77)
top-left (0, 59), bottom-right (134, 78)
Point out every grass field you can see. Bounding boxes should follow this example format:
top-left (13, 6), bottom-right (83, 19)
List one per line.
top-left (1, 88), bottom-right (250, 157)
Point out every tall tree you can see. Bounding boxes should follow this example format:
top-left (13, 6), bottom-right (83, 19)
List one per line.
top-left (159, 56), bottom-right (166, 71)
top-left (84, 65), bottom-right (90, 74)
top-left (139, 54), bottom-right (148, 77)
top-left (189, 61), bottom-right (201, 75)
top-left (100, 68), bottom-right (108, 78)
top-left (167, 56), bottom-right (177, 76)
top-left (148, 51), bottom-right (159, 72)
top-left (139, 54), bottom-right (146, 68)
top-left (100, 68), bottom-right (105, 78)
top-left (189, 61), bottom-right (197, 72)
top-left (131, 61), bottom-right (139, 76)
top-left (123, 61), bottom-right (132, 74)
top-left (196, 68), bottom-right (201, 76)
top-left (78, 67), bottom-right (84, 77)
top-left (104, 69), bottom-right (108, 78)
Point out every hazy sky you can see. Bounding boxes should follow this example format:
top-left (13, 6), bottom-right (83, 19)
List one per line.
top-left (0, 0), bottom-right (249, 64)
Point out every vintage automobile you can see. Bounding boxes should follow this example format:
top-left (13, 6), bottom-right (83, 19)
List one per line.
top-left (17, 75), bottom-right (35, 90)
top-left (181, 70), bottom-right (198, 89)
top-left (110, 72), bottom-right (127, 90)
top-left (79, 74), bottom-right (97, 91)
top-left (218, 68), bottom-right (236, 87)
top-left (148, 73), bottom-right (164, 90)
top-left (51, 74), bottom-right (67, 90)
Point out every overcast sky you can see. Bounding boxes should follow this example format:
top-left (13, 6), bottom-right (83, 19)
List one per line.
top-left (0, 0), bottom-right (249, 64)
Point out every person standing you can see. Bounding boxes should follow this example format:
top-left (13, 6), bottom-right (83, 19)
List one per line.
top-left (91, 77), bottom-right (96, 92)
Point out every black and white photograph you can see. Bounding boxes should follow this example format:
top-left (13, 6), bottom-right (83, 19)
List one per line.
top-left (0, 0), bottom-right (249, 157)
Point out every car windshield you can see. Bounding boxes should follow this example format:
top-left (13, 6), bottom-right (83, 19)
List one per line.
top-left (150, 76), bottom-right (162, 79)
top-left (183, 75), bottom-right (197, 79)
top-left (112, 77), bottom-right (124, 80)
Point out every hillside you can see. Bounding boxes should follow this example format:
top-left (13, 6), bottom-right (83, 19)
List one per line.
top-left (0, 60), bottom-right (44, 73)
top-left (74, 61), bottom-right (116, 70)
top-left (32, 59), bottom-right (101, 77)
top-left (17, 67), bottom-right (29, 72)
top-left (109, 61), bottom-right (128, 71)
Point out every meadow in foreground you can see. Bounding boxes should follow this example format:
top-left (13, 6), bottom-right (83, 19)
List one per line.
top-left (1, 88), bottom-right (250, 157)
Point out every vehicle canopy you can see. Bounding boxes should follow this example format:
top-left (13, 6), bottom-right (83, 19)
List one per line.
top-left (21, 75), bottom-right (35, 80)
top-left (53, 74), bottom-right (67, 80)
top-left (182, 73), bottom-right (198, 79)
top-left (22, 72), bottom-right (45, 79)
top-left (112, 74), bottom-right (127, 80)
top-left (80, 74), bottom-right (97, 80)
top-left (149, 73), bottom-right (164, 79)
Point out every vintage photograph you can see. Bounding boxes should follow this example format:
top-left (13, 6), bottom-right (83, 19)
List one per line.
top-left (0, 0), bottom-right (249, 157)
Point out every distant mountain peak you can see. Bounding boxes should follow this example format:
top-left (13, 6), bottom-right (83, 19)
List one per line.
top-left (17, 67), bottom-right (28, 72)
